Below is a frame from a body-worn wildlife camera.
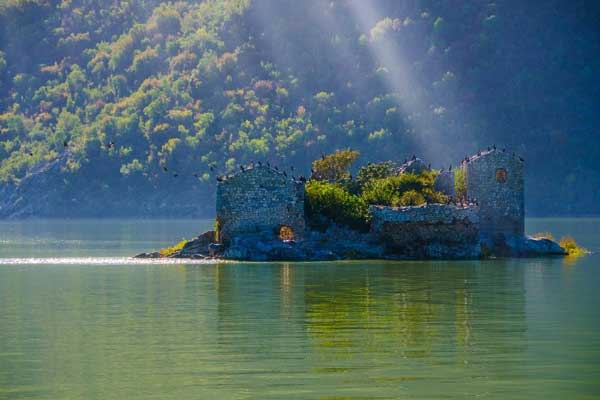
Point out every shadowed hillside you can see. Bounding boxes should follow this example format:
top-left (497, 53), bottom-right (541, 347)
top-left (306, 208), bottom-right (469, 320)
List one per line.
top-left (0, 0), bottom-right (599, 217)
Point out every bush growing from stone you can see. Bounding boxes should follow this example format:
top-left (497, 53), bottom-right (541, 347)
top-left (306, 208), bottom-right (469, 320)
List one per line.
top-left (305, 180), bottom-right (368, 231)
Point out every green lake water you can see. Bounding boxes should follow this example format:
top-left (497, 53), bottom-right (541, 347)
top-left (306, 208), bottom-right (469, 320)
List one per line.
top-left (0, 218), bottom-right (599, 399)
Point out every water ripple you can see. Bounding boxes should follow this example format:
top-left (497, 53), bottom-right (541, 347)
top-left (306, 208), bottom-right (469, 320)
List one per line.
top-left (0, 257), bottom-right (220, 265)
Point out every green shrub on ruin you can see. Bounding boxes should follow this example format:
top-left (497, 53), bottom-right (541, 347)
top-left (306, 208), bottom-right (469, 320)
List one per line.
top-left (311, 149), bottom-right (360, 182)
top-left (360, 171), bottom-right (447, 207)
top-left (454, 166), bottom-right (467, 201)
top-left (305, 180), bottom-right (368, 231)
top-left (355, 161), bottom-right (398, 190)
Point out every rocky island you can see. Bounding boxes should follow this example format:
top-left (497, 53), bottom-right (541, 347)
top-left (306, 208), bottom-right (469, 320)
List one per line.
top-left (136, 148), bottom-right (566, 261)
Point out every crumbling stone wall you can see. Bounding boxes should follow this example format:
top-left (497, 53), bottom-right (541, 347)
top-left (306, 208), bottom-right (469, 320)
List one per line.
top-left (464, 150), bottom-right (524, 245)
top-left (370, 204), bottom-right (481, 259)
top-left (216, 165), bottom-right (305, 244)
top-left (434, 170), bottom-right (455, 197)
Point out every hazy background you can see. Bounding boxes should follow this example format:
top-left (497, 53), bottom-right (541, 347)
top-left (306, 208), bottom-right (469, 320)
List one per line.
top-left (0, 0), bottom-right (599, 218)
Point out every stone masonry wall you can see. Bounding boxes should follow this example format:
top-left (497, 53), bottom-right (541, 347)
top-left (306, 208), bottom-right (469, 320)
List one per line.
top-left (370, 204), bottom-right (481, 259)
top-left (434, 170), bottom-right (455, 197)
top-left (216, 165), bottom-right (305, 244)
top-left (465, 150), bottom-right (524, 245)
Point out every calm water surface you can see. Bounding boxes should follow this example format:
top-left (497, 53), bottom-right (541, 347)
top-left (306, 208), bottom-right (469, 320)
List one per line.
top-left (0, 218), bottom-right (599, 399)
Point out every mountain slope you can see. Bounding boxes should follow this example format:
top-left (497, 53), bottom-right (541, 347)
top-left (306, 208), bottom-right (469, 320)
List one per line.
top-left (1, 0), bottom-right (599, 217)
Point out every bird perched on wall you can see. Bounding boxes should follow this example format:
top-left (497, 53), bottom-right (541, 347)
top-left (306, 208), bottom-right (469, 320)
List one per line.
top-left (449, 165), bottom-right (452, 171)
top-left (492, 144), bottom-right (496, 150)
top-left (477, 151), bottom-right (481, 156)
top-left (412, 155), bottom-right (416, 161)
top-left (321, 153), bottom-right (325, 160)
top-left (404, 158), bottom-right (408, 164)
top-left (428, 163), bottom-right (431, 169)
top-left (487, 146), bottom-right (491, 151)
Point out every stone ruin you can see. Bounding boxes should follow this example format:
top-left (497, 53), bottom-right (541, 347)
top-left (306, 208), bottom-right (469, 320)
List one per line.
top-left (195, 147), bottom-right (562, 260)
top-left (216, 164), bottom-right (305, 246)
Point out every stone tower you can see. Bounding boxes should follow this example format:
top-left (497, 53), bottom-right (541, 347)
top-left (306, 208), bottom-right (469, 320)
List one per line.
top-left (216, 165), bottom-right (305, 245)
top-left (465, 149), bottom-right (524, 246)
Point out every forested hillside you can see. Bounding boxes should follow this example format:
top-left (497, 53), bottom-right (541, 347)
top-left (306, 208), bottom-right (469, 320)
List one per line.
top-left (1, 0), bottom-right (599, 217)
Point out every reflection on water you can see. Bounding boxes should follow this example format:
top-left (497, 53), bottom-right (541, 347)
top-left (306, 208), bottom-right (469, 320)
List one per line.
top-left (0, 219), bottom-right (599, 399)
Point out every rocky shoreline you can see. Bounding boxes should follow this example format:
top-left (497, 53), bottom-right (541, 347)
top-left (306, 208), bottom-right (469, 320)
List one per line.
top-left (135, 225), bottom-right (567, 262)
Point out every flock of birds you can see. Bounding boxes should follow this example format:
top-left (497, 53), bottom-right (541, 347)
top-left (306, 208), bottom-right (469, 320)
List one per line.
top-left (217, 161), bottom-right (307, 183)
top-left (36, 141), bottom-right (524, 183)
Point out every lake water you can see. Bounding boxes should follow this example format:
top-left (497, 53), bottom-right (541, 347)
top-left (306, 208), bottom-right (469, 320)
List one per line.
top-left (0, 218), bottom-right (599, 399)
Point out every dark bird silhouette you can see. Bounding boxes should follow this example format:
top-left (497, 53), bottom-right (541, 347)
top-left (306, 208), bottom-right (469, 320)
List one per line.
top-left (311, 168), bottom-right (315, 174)
top-left (292, 175), bottom-right (296, 180)
top-left (29, 152), bottom-right (33, 156)
top-left (412, 154), bottom-right (416, 161)
top-left (240, 165), bottom-right (245, 172)
top-left (216, 176), bottom-right (223, 182)
top-left (321, 153), bottom-right (325, 160)
top-left (449, 165), bottom-right (452, 171)
top-left (163, 166), bottom-right (168, 172)
top-left (299, 176), bottom-right (306, 182)
top-left (266, 161), bottom-right (271, 167)
top-left (487, 146), bottom-right (491, 151)
top-left (173, 173), bottom-right (178, 178)
top-left (63, 141), bottom-right (69, 148)
top-left (283, 171), bottom-right (287, 177)
top-left (404, 159), bottom-right (407, 164)
top-left (519, 157), bottom-right (525, 162)
top-left (210, 166), bottom-right (214, 171)
top-left (257, 161), bottom-right (262, 166)
top-left (274, 166), bottom-right (279, 171)
top-left (492, 144), bottom-right (496, 150)
top-left (502, 148), bottom-right (506, 152)
top-left (477, 151), bottom-right (481, 156)
top-left (428, 163), bottom-right (431, 169)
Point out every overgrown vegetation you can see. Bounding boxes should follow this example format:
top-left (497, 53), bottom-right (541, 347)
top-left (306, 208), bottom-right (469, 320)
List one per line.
top-left (454, 166), bottom-right (467, 202)
top-left (311, 149), bottom-right (359, 182)
top-left (305, 180), bottom-right (368, 231)
top-left (159, 238), bottom-right (188, 257)
top-left (305, 151), bottom-right (447, 230)
top-left (559, 236), bottom-right (588, 257)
